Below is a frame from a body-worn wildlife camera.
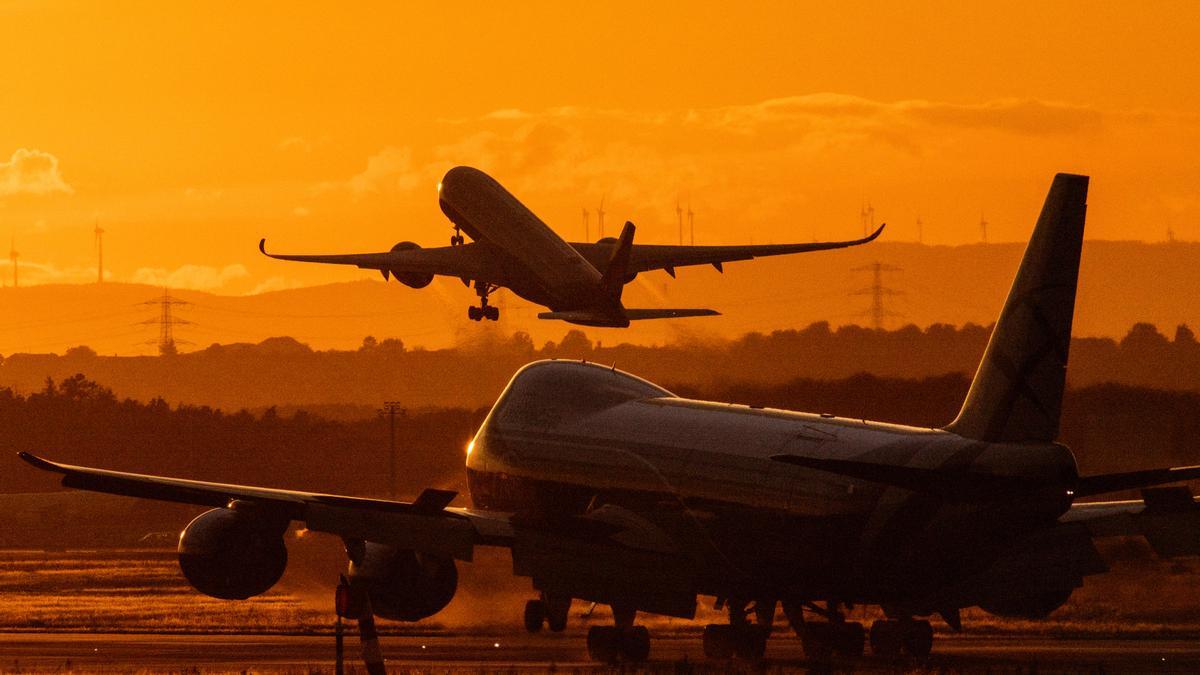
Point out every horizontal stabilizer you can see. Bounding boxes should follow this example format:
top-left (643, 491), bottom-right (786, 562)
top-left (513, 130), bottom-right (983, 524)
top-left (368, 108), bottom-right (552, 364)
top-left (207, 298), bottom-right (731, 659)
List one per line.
top-left (769, 454), bottom-right (1046, 501)
top-left (538, 308), bottom-right (718, 326)
top-left (623, 308), bottom-right (720, 320)
top-left (1075, 465), bottom-right (1200, 498)
top-left (771, 454), bottom-right (1200, 501)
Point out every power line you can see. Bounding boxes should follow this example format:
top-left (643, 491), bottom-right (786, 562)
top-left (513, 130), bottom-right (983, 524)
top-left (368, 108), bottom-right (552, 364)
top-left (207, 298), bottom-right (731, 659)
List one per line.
top-left (851, 262), bottom-right (903, 329)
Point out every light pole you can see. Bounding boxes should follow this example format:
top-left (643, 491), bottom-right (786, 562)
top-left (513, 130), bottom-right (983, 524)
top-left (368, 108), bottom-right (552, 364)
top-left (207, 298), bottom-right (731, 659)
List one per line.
top-left (378, 401), bottom-right (404, 499)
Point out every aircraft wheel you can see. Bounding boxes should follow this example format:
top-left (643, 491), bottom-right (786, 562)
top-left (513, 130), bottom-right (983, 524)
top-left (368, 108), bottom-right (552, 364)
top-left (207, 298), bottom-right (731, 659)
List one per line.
top-left (702, 624), bottom-right (736, 659)
top-left (485, 305), bottom-right (500, 321)
top-left (901, 620), bottom-right (933, 657)
top-left (800, 622), bottom-right (835, 661)
top-left (733, 625), bottom-right (768, 660)
top-left (835, 621), bottom-right (865, 656)
top-left (586, 626), bottom-right (620, 663)
top-left (621, 625), bottom-right (651, 662)
top-left (467, 306), bottom-right (481, 321)
top-left (523, 599), bottom-right (545, 633)
top-left (869, 619), bottom-right (902, 657)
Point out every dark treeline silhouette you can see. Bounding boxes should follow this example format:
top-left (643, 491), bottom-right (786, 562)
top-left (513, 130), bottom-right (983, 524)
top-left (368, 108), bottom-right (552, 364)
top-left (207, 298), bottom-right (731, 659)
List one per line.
top-left (2, 322), bottom-right (1200, 412)
top-left (5, 373), bottom-right (1199, 497)
top-left (4, 373), bottom-right (1199, 546)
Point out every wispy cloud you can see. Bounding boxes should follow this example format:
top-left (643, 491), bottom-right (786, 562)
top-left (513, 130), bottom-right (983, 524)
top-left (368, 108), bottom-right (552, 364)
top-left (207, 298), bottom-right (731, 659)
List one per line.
top-left (130, 264), bottom-right (249, 291)
top-left (0, 148), bottom-right (72, 196)
top-left (346, 146), bottom-right (421, 198)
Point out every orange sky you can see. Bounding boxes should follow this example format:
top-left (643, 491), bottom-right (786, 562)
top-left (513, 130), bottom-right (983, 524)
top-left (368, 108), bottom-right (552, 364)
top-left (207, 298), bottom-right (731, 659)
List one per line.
top-left (1, 1), bottom-right (1199, 294)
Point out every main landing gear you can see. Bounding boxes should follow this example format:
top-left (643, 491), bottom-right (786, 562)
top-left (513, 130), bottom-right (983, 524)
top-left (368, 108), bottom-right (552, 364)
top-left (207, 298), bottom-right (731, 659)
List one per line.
top-left (868, 617), bottom-right (933, 657)
top-left (784, 600), bottom-right (866, 661)
top-left (468, 281), bottom-right (500, 321)
top-left (523, 593), bottom-right (570, 633)
top-left (586, 605), bottom-right (650, 664)
top-left (450, 225), bottom-right (465, 247)
top-left (782, 601), bottom-right (934, 660)
top-left (702, 598), bottom-right (774, 660)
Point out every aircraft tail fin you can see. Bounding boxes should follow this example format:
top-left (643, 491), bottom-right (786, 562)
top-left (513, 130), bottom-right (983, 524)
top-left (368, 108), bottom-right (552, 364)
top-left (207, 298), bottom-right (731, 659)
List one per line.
top-left (944, 173), bottom-right (1089, 443)
top-left (600, 221), bottom-right (636, 299)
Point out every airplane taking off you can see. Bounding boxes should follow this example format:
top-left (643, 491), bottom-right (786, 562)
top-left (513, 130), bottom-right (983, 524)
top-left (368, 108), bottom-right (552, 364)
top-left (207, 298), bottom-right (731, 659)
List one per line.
top-left (21, 173), bottom-right (1200, 666)
top-left (259, 166), bottom-right (884, 326)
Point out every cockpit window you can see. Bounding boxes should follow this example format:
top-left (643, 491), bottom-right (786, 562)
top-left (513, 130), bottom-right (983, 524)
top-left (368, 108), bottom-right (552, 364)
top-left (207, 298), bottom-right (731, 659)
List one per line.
top-left (492, 361), bottom-right (670, 429)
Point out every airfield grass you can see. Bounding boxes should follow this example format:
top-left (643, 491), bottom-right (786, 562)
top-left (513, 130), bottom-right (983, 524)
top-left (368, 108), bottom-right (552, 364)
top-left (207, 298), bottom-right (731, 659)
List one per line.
top-left (1, 544), bottom-right (1199, 638)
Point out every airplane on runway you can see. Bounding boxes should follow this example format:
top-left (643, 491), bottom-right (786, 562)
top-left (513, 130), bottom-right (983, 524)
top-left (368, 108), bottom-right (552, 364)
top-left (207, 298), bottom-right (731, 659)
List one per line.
top-left (21, 173), bottom-right (1200, 667)
top-left (259, 165), bottom-right (884, 326)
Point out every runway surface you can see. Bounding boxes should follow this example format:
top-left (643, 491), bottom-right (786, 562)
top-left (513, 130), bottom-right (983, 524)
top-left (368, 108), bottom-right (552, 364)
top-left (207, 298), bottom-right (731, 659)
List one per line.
top-left (2, 633), bottom-right (1200, 673)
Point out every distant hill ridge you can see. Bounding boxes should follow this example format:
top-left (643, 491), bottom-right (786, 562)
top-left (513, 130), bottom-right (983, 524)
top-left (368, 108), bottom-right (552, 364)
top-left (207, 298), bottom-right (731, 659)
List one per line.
top-left (0, 321), bottom-right (1196, 411)
top-left (0, 240), bottom-right (1198, 356)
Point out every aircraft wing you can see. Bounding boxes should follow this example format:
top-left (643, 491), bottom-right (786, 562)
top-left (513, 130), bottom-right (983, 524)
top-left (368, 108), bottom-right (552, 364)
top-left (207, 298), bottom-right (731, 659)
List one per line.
top-left (1061, 487), bottom-right (1200, 557)
top-left (612, 224), bottom-right (884, 276)
top-left (17, 452), bottom-right (688, 576)
top-left (258, 239), bottom-right (499, 283)
top-left (18, 452), bottom-right (498, 560)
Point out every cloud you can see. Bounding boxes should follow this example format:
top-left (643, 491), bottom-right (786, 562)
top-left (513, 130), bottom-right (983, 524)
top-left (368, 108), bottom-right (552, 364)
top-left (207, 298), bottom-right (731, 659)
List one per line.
top-left (278, 136), bottom-right (312, 152)
top-left (130, 264), bottom-right (249, 291)
top-left (248, 275), bottom-right (307, 295)
top-left (347, 146), bottom-right (421, 198)
top-left (0, 148), bottom-right (72, 196)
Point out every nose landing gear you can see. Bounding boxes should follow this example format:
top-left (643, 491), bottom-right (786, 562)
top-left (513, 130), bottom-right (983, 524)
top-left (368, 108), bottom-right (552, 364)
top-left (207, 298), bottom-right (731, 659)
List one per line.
top-left (450, 225), bottom-right (465, 247)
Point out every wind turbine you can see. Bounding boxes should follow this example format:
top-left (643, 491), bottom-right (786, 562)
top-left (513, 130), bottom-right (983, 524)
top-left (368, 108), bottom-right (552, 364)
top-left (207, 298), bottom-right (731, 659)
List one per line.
top-left (94, 218), bottom-right (105, 283)
top-left (9, 236), bottom-right (18, 288)
top-left (688, 202), bottom-right (695, 246)
top-left (597, 196), bottom-right (606, 239)
top-left (676, 201), bottom-right (683, 245)
top-left (582, 207), bottom-right (590, 241)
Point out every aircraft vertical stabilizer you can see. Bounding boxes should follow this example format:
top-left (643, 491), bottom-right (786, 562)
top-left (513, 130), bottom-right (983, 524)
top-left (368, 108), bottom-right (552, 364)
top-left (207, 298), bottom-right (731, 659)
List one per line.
top-left (945, 173), bottom-right (1089, 443)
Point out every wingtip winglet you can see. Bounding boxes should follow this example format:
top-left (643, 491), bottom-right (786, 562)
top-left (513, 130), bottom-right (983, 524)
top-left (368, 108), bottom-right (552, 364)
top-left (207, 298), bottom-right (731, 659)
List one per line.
top-left (18, 452), bottom-right (62, 473)
top-left (867, 223), bottom-right (886, 242)
top-left (258, 238), bottom-right (268, 255)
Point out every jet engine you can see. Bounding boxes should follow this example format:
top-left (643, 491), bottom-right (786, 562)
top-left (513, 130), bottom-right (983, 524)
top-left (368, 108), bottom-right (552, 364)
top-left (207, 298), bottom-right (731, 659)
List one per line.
top-left (384, 242), bottom-right (433, 288)
top-left (977, 583), bottom-right (1075, 619)
top-left (348, 542), bottom-right (457, 621)
top-left (177, 507), bottom-right (288, 600)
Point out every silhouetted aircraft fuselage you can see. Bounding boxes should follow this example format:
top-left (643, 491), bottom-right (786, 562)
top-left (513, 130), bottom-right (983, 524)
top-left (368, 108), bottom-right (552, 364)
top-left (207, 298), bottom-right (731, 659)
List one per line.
top-left (437, 167), bottom-right (611, 311)
top-left (465, 359), bottom-right (1078, 616)
top-left (261, 165), bottom-right (884, 326)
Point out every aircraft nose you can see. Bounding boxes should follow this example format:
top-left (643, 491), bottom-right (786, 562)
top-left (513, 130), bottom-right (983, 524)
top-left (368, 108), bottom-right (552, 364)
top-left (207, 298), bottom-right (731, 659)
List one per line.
top-left (440, 166), bottom-right (489, 198)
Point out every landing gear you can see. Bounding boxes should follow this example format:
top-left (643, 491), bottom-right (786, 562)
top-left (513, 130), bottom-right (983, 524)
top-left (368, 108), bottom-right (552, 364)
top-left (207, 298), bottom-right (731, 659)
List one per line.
top-left (702, 623), bottom-right (768, 659)
top-left (784, 600), bottom-right (866, 661)
top-left (586, 605), bottom-right (650, 663)
top-left (450, 225), bottom-right (465, 247)
top-left (702, 598), bottom-right (773, 660)
top-left (587, 625), bottom-right (650, 663)
top-left (869, 619), bottom-right (932, 657)
top-left (468, 282), bottom-right (500, 321)
top-left (523, 594), bottom-right (570, 633)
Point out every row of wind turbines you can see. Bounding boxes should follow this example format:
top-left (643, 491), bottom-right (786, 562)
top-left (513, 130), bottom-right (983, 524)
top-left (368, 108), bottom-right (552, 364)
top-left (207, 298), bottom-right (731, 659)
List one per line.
top-left (580, 198), bottom-right (696, 245)
top-left (4, 220), bottom-right (104, 288)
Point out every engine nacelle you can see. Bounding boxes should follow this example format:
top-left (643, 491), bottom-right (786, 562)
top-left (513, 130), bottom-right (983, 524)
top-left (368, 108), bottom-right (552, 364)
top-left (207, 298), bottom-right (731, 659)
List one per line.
top-left (348, 542), bottom-right (457, 621)
top-left (177, 507), bottom-right (288, 600)
top-left (387, 242), bottom-right (433, 288)
top-left (977, 583), bottom-right (1075, 619)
